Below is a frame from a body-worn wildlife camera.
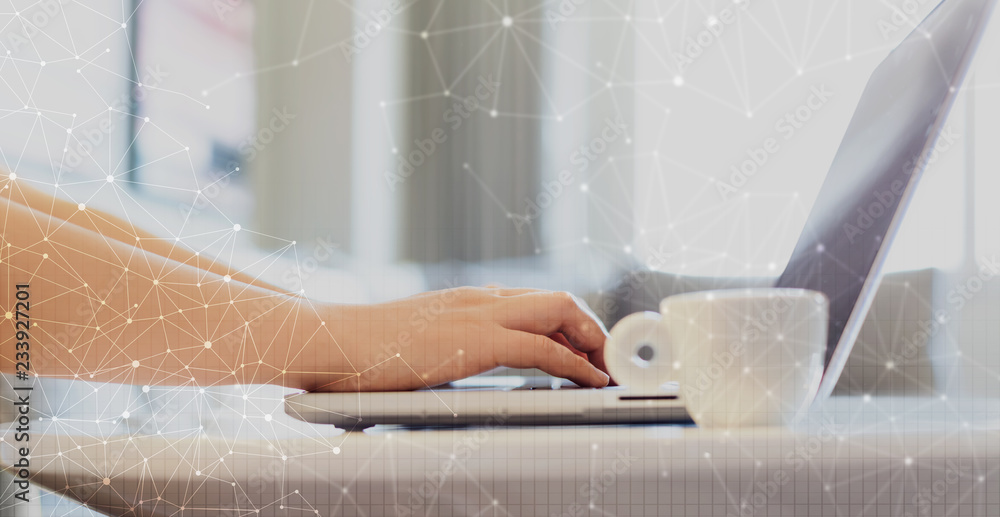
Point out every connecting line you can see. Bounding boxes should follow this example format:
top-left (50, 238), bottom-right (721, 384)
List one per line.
top-left (398, 358), bottom-right (457, 417)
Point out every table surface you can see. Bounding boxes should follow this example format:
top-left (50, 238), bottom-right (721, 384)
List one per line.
top-left (2, 395), bottom-right (999, 517)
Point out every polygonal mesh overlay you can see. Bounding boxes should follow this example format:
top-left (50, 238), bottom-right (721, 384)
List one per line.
top-left (0, 1), bottom-right (998, 516)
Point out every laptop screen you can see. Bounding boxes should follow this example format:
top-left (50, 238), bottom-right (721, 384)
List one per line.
top-left (775, 0), bottom-right (994, 392)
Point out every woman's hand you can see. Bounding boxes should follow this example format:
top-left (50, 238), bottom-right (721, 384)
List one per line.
top-left (309, 287), bottom-right (610, 392)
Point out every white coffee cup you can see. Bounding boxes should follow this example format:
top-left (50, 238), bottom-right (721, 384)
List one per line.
top-left (604, 288), bottom-right (829, 427)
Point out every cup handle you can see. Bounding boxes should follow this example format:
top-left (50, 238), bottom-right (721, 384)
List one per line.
top-left (604, 311), bottom-right (675, 392)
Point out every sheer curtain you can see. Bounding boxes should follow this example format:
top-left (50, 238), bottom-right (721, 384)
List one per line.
top-left (393, 0), bottom-right (636, 267)
top-left (396, 0), bottom-right (543, 262)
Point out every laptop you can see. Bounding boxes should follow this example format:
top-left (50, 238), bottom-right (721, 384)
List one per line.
top-left (286, 0), bottom-right (996, 429)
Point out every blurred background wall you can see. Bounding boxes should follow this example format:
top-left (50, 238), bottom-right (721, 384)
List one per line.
top-left (5, 2), bottom-right (1000, 513)
top-left (4, 0), bottom-right (1000, 411)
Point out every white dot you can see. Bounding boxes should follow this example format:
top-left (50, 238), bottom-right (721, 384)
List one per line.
top-left (904, 457), bottom-right (913, 466)
top-left (224, 275), bottom-right (231, 283)
top-left (333, 447), bottom-right (341, 454)
top-left (121, 22), bottom-right (127, 28)
top-left (106, 175), bottom-right (114, 182)
top-left (8, 172), bottom-right (15, 180)
top-left (204, 341), bottom-right (212, 349)
top-left (502, 16), bottom-right (512, 26)
top-left (142, 385), bottom-right (150, 393)
top-left (292, 59), bottom-right (299, 66)
top-left (420, 31), bottom-right (428, 39)
top-left (673, 76), bottom-right (684, 87)
top-left (264, 414), bottom-right (273, 422)
top-left (78, 203), bottom-right (85, 211)
top-left (490, 109), bottom-right (498, 117)
top-left (122, 411), bottom-right (130, 419)
top-left (132, 360), bottom-right (140, 368)
top-left (233, 224), bottom-right (241, 231)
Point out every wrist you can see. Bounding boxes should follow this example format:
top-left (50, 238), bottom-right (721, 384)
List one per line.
top-left (279, 302), bottom-right (359, 391)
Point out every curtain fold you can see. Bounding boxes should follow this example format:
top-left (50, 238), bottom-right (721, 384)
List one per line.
top-left (399, 1), bottom-right (543, 262)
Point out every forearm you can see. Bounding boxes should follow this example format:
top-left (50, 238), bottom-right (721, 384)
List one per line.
top-left (0, 195), bottom-right (354, 389)
top-left (3, 177), bottom-right (288, 294)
